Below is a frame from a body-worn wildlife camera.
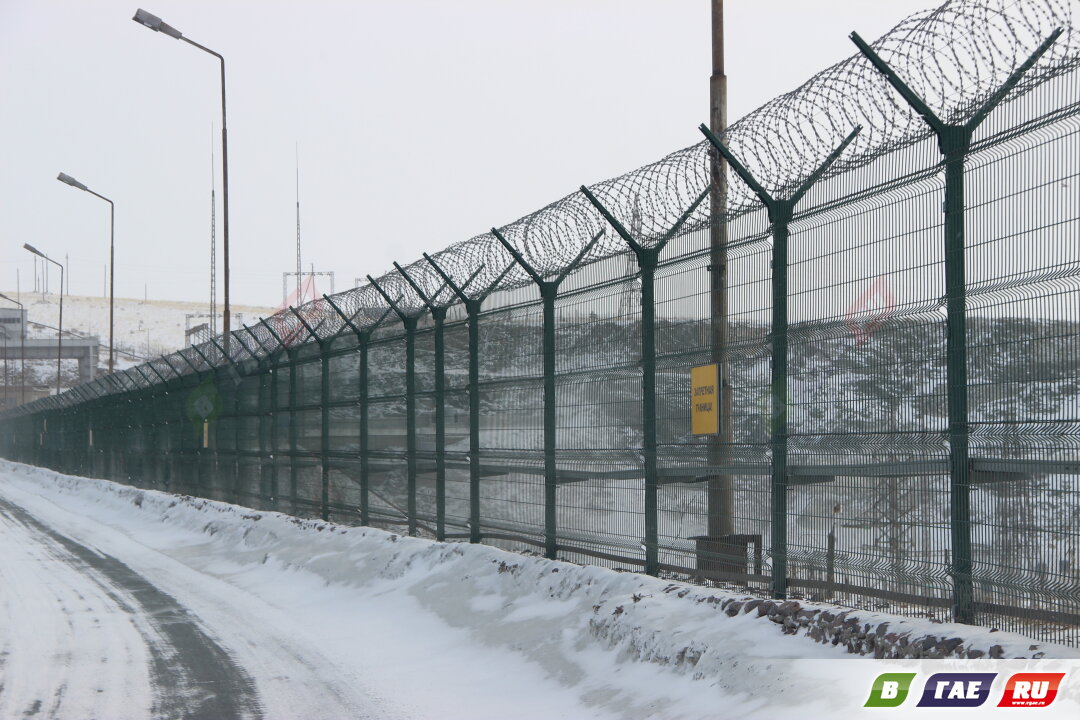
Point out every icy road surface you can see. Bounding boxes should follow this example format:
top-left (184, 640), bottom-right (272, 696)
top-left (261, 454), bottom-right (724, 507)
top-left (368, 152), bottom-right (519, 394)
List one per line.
top-left (0, 496), bottom-right (262, 719)
top-left (0, 492), bottom-right (389, 719)
top-left (0, 467), bottom-right (672, 720)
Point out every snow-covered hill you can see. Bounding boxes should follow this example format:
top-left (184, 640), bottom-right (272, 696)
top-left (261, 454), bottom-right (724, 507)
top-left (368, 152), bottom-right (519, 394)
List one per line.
top-left (1, 290), bottom-right (274, 377)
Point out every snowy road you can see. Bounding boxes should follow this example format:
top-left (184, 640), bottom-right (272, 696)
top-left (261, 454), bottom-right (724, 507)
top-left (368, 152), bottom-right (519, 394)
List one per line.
top-left (0, 492), bottom-right (386, 720)
top-left (0, 496), bottom-right (261, 719)
top-left (0, 466), bottom-right (662, 720)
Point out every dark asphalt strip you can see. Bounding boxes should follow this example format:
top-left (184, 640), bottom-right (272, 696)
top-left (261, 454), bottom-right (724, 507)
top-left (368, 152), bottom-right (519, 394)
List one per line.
top-left (0, 498), bottom-right (263, 720)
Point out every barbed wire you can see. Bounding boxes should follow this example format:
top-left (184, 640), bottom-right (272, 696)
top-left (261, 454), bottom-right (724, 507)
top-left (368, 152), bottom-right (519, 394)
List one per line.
top-left (7, 0), bottom-right (1079, 413)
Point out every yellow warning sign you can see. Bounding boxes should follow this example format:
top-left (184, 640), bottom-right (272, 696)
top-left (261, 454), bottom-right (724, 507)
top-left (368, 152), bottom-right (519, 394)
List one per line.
top-left (690, 364), bottom-right (720, 436)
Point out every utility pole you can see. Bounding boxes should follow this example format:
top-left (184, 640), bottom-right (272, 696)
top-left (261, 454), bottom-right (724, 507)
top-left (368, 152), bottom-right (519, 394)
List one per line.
top-left (706, 0), bottom-right (737, 565)
top-left (211, 127), bottom-right (218, 335)
top-left (296, 144), bottom-right (302, 305)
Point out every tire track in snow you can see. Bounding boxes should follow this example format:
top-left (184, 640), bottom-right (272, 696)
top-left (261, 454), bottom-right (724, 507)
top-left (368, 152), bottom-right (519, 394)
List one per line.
top-left (0, 501), bottom-right (148, 718)
top-left (0, 497), bottom-right (263, 720)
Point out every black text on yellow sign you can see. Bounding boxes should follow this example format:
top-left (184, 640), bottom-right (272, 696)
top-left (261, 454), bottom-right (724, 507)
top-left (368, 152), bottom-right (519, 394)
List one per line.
top-left (690, 363), bottom-right (720, 436)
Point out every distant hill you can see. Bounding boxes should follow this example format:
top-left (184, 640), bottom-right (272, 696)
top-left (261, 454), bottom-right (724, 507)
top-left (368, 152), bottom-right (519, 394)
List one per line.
top-left (0, 290), bottom-right (274, 382)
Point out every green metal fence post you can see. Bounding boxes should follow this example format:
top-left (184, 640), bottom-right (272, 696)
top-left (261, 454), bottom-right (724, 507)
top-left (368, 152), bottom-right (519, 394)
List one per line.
top-left (210, 337), bottom-right (245, 504)
top-left (162, 354), bottom-right (192, 492)
top-left (358, 330), bottom-right (370, 525)
top-left (392, 264), bottom-right (475, 542)
top-left (228, 330), bottom-right (264, 505)
top-left (423, 254), bottom-right (515, 545)
top-left (234, 329), bottom-right (264, 507)
top-left (431, 306), bottom-right (447, 539)
top-left (580, 185), bottom-right (711, 576)
top-left (288, 346), bottom-right (299, 513)
top-left (289, 306), bottom-right (331, 521)
top-left (240, 325), bottom-right (272, 510)
top-left (700, 123), bottom-right (860, 598)
top-left (851, 26), bottom-right (1060, 624)
top-left (323, 297), bottom-right (396, 529)
top-left (145, 362), bottom-right (171, 488)
top-left (422, 255), bottom-right (481, 543)
top-left (258, 318), bottom-right (286, 510)
top-left (491, 228), bottom-right (605, 560)
top-left (132, 364), bottom-right (158, 483)
top-left (194, 342), bottom-right (231, 502)
top-left (366, 276), bottom-right (421, 536)
top-left (177, 349), bottom-right (210, 493)
top-left (321, 338), bottom-right (331, 521)
top-left (267, 338), bottom-right (280, 510)
top-left (405, 315), bottom-right (417, 532)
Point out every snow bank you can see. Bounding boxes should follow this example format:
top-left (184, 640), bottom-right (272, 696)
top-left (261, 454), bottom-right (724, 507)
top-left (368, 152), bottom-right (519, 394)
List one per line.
top-left (1, 460), bottom-right (1076, 719)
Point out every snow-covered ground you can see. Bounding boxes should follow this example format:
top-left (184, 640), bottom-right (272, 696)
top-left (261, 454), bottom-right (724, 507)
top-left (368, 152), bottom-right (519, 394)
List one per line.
top-left (2, 460), bottom-right (1079, 719)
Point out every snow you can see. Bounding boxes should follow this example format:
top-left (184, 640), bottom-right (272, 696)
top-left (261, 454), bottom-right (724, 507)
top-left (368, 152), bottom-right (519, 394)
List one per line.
top-left (3, 289), bottom-right (274, 369)
top-left (2, 459), bottom-right (1080, 719)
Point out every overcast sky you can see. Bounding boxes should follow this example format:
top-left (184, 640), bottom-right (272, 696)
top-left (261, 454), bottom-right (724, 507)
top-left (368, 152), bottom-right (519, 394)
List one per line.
top-left (0, 0), bottom-right (934, 310)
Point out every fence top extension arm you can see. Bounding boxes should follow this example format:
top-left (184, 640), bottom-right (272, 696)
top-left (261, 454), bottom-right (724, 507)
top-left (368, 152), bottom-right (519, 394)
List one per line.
top-left (850, 28), bottom-right (1062, 146)
top-left (287, 305), bottom-right (328, 347)
top-left (229, 329), bottom-right (261, 362)
top-left (365, 275), bottom-right (415, 324)
top-left (322, 295), bottom-right (398, 339)
top-left (580, 184), bottom-right (710, 257)
top-left (698, 123), bottom-right (860, 215)
top-left (132, 364), bottom-right (156, 388)
top-left (241, 323), bottom-right (273, 357)
top-left (422, 252), bottom-right (516, 306)
top-left (160, 354), bottom-right (185, 379)
top-left (491, 227), bottom-right (605, 289)
top-left (392, 261), bottom-right (483, 314)
top-left (178, 348), bottom-right (205, 376)
top-left (190, 343), bottom-right (219, 373)
top-left (257, 317), bottom-right (287, 354)
top-left (145, 360), bottom-right (169, 384)
top-left (209, 337), bottom-right (241, 369)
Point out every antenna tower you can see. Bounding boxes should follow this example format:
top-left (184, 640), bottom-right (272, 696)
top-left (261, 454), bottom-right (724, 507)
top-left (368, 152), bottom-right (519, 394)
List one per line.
top-left (296, 144), bottom-right (302, 305)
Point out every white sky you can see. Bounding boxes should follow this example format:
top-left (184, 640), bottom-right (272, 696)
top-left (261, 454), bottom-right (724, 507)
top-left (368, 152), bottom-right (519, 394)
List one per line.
top-left (0, 0), bottom-right (934, 309)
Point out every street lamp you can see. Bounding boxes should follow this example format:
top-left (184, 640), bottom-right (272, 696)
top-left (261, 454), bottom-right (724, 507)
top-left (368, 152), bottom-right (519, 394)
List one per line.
top-left (133, 8), bottom-right (231, 350)
top-left (23, 244), bottom-right (64, 395)
top-left (58, 172), bottom-right (115, 373)
top-left (0, 293), bottom-right (25, 404)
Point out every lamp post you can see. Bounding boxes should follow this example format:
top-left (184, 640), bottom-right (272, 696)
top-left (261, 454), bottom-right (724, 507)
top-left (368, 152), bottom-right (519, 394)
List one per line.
top-left (132, 8), bottom-right (231, 350)
top-left (24, 244), bottom-right (64, 395)
top-left (0, 293), bottom-right (26, 405)
top-left (58, 172), bottom-right (115, 373)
